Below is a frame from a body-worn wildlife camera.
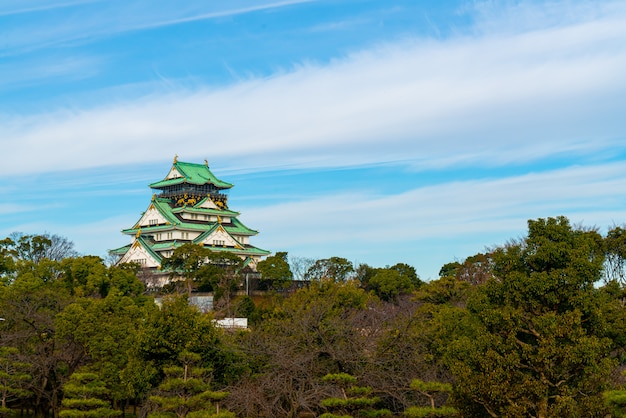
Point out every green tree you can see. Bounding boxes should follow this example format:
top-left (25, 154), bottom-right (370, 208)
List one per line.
top-left (59, 371), bottom-right (121, 418)
top-left (55, 291), bottom-right (154, 409)
top-left (605, 225), bottom-right (626, 284)
top-left (256, 252), bottom-right (293, 291)
top-left (9, 233), bottom-right (78, 263)
top-left (368, 269), bottom-right (413, 302)
top-left (319, 373), bottom-right (390, 418)
top-left (0, 238), bottom-right (15, 283)
top-left (148, 351), bottom-right (233, 418)
top-left (305, 257), bottom-right (354, 282)
top-left (404, 379), bottom-right (457, 417)
top-left (438, 262), bottom-right (461, 279)
top-left (444, 216), bottom-right (614, 417)
top-left (0, 272), bottom-right (80, 418)
top-left (389, 263), bottom-right (423, 288)
top-left (60, 256), bottom-right (110, 297)
top-left (199, 252), bottom-right (244, 316)
top-left (161, 244), bottom-right (211, 297)
top-left (161, 244), bottom-right (244, 314)
top-left (135, 295), bottom-right (238, 387)
top-left (0, 347), bottom-right (31, 416)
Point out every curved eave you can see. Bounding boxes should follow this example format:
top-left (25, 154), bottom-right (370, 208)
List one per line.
top-left (122, 224), bottom-right (172, 235)
top-left (175, 162), bottom-right (234, 189)
top-left (228, 218), bottom-right (259, 235)
top-left (150, 178), bottom-right (233, 189)
top-left (109, 244), bottom-right (131, 255)
top-left (144, 239), bottom-right (268, 257)
top-left (203, 245), bottom-right (271, 256)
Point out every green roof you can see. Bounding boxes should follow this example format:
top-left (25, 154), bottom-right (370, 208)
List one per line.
top-left (145, 239), bottom-right (270, 257)
top-left (123, 197), bottom-right (258, 236)
top-left (149, 161), bottom-right (233, 189)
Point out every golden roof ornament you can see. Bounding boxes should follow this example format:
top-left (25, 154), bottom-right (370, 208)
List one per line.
top-left (204, 159), bottom-right (209, 166)
top-left (136, 229), bottom-right (141, 238)
top-left (173, 154), bottom-right (178, 164)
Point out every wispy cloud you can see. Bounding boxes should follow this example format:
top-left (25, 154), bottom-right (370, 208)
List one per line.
top-left (0, 0), bottom-right (317, 56)
top-left (0, 0), bottom-right (100, 17)
top-left (2, 0), bottom-right (625, 176)
top-left (239, 162), bottom-right (626, 277)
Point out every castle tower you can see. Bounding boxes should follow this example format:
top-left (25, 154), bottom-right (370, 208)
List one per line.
top-left (111, 157), bottom-right (270, 271)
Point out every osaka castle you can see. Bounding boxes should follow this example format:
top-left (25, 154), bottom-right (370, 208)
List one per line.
top-left (111, 157), bottom-right (270, 271)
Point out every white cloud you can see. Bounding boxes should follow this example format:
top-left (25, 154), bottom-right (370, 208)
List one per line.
top-left (238, 162), bottom-right (626, 277)
top-left (244, 162), bottom-right (626, 249)
top-left (0, 0), bottom-right (316, 55)
top-left (2, 0), bottom-right (625, 176)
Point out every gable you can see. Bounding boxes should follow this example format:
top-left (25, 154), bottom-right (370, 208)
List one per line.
top-left (199, 225), bottom-right (243, 249)
top-left (195, 197), bottom-right (219, 210)
top-left (135, 203), bottom-right (169, 228)
top-left (165, 166), bottom-right (184, 180)
top-left (119, 240), bottom-right (161, 268)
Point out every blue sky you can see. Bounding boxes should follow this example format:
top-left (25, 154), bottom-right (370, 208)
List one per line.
top-left (1, 0), bottom-right (626, 280)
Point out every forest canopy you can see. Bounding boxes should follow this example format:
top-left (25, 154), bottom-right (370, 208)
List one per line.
top-left (2, 217), bottom-right (626, 417)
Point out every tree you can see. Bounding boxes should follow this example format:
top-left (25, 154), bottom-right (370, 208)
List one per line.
top-left (288, 256), bottom-right (315, 282)
top-left (55, 291), bottom-right (153, 409)
top-left (161, 244), bottom-right (212, 297)
top-left (59, 371), bottom-right (121, 418)
top-left (0, 347), bottom-right (31, 416)
top-left (438, 262), bottom-right (461, 279)
top-left (161, 244), bottom-right (244, 313)
top-left (0, 238), bottom-right (15, 282)
top-left (135, 295), bottom-right (238, 387)
top-left (199, 252), bottom-right (244, 316)
top-left (256, 252), bottom-right (292, 291)
top-left (225, 280), bottom-right (372, 417)
top-left (60, 256), bottom-right (109, 297)
top-left (9, 233), bottom-right (78, 264)
top-left (0, 272), bottom-right (82, 418)
top-left (368, 269), bottom-right (413, 302)
top-left (357, 263), bottom-right (421, 299)
top-left (305, 257), bottom-right (354, 282)
top-left (148, 351), bottom-right (233, 418)
top-left (389, 263), bottom-right (423, 288)
top-left (605, 225), bottom-right (626, 284)
top-left (443, 216), bottom-right (615, 417)
top-left (319, 373), bottom-right (390, 418)
top-left (404, 379), bottom-right (457, 417)
top-left (455, 253), bottom-right (493, 286)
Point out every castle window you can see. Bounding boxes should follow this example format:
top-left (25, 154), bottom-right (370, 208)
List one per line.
top-left (149, 219), bottom-right (158, 226)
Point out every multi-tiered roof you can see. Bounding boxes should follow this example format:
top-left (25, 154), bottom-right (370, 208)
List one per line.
top-left (111, 157), bottom-right (270, 270)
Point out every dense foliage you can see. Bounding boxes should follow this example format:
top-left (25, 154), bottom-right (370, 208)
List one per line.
top-left (2, 217), bottom-right (626, 417)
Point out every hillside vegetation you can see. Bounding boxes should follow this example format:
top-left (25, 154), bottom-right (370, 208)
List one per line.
top-left (2, 216), bottom-right (626, 417)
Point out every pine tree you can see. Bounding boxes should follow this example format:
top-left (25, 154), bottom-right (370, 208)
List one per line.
top-left (319, 373), bottom-right (391, 418)
top-left (0, 347), bottom-right (31, 417)
top-left (59, 372), bottom-right (121, 418)
top-left (148, 351), bottom-right (233, 418)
